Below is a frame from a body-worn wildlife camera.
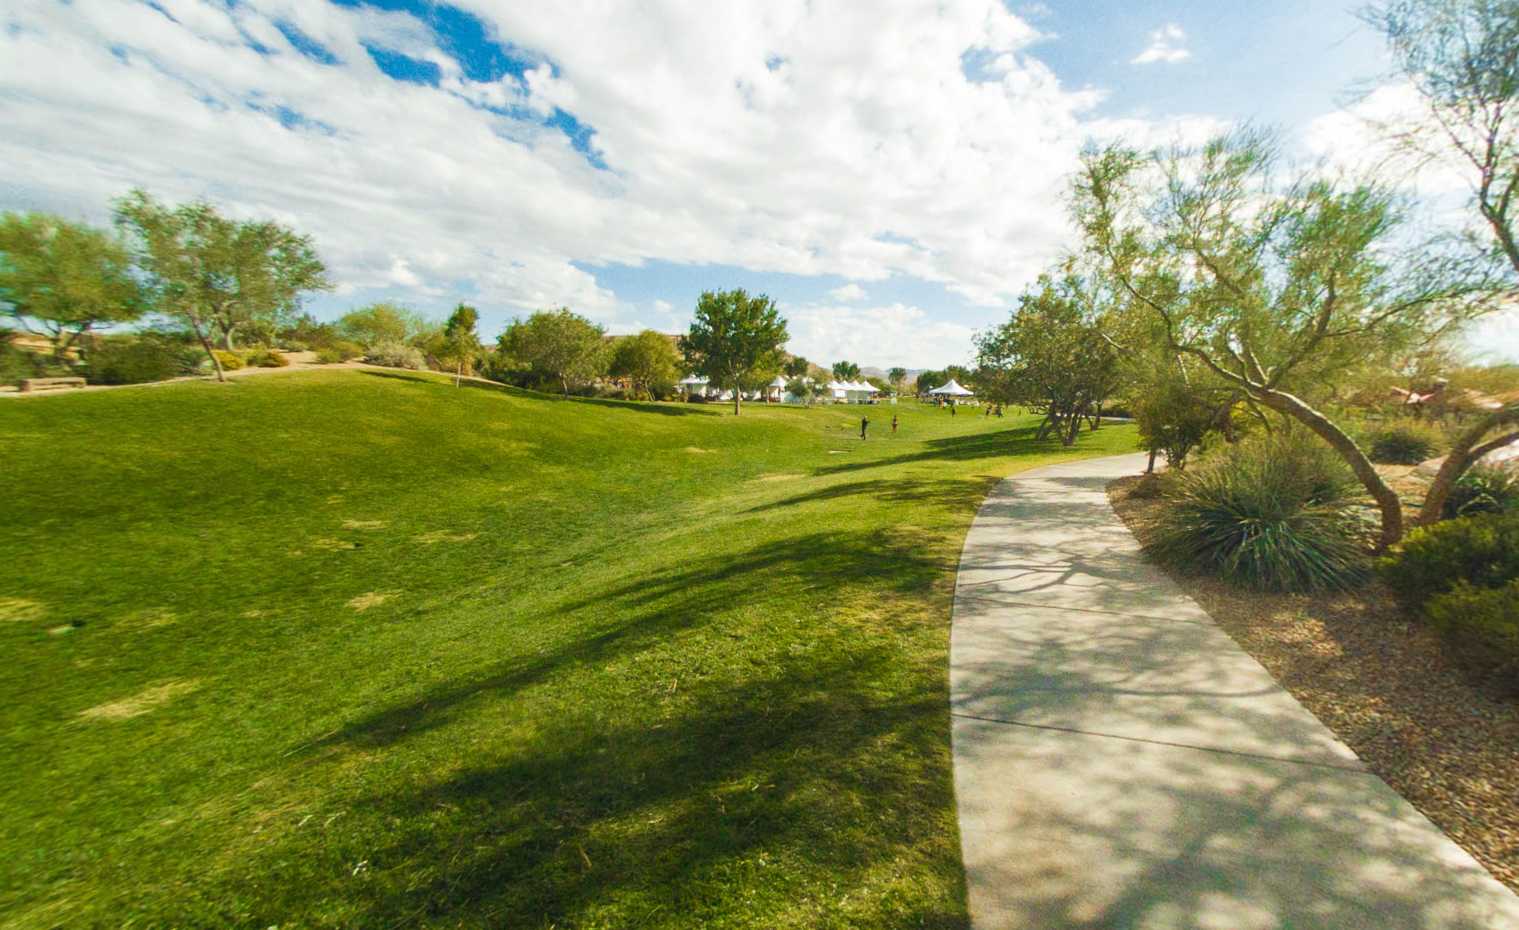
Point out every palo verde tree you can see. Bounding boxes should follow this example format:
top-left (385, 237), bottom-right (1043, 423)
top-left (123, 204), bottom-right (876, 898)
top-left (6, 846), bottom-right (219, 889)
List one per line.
top-left (1364, 0), bottom-right (1519, 521)
top-left (1074, 130), bottom-right (1503, 547)
top-left (609, 329), bottom-right (681, 399)
top-left (887, 366), bottom-right (909, 393)
top-left (682, 288), bottom-right (788, 415)
top-left (831, 360), bottom-right (861, 382)
top-left (975, 271), bottom-right (1123, 446)
top-left (498, 307), bottom-right (607, 396)
top-left (113, 190), bottom-right (329, 380)
top-left (338, 302), bottom-right (433, 349)
top-left (0, 212), bottom-right (146, 360)
top-left (441, 302), bottom-right (481, 387)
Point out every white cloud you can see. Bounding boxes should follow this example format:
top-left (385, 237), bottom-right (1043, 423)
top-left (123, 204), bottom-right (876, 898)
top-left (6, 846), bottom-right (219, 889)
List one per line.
top-left (783, 303), bottom-right (978, 368)
top-left (828, 283), bottom-right (867, 301)
top-left (0, 0), bottom-right (1208, 357)
top-left (1131, 24), bottom-right (1190, 65)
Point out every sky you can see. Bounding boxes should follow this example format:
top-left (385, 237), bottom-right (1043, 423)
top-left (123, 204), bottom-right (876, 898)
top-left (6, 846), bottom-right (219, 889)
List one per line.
top-left (2, 0), bottom-right (1516, 368)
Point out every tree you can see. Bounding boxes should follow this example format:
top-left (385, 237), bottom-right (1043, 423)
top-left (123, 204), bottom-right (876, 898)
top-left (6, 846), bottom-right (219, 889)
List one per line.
top-left (1074, 130), bottom-right (1503, 546)
top-left (1365, 0), bottom-right (1519, 521)
top-left (1364, 0), bottom-right (1519, 276)
top-left (337, 302), bottom-right (432, 348)
top-left (610, 330), bottom-right (681, 399)
top-left (441, 302), bottom-right (481, 387)
top-left (113, 190), bottom-right (328, 381)
top-left (786, 376), bottom-right (816, 406)
top-left (682, 288), bottom-right (789, 415)
top-left (0, 212), bottom-right (146, 360)
top-left (784, 355), bottom-right (811, 379)
top-left (916, 368), bottom-right (946, 394)
top-left (831, 360), bottom-right (861, 381)
top-left (976, 272), bottom-right (1122, 446)
top-left (887, 366), bottom-right (909, 393)
top-left (498, 307), bottom-right (607, 396)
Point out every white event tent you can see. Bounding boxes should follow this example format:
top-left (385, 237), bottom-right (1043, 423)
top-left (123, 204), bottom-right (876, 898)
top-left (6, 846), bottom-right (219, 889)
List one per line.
top-left (927, 379), bottom-right (974, 398)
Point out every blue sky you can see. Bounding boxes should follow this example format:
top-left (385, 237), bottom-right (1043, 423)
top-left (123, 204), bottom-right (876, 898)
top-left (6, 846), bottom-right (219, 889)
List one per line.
top-left (3, 0), bottom-right (1515, 366)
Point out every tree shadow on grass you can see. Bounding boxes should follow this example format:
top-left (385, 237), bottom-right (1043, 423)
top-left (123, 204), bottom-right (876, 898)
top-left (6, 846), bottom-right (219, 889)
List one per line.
top-left (201, 530), bottom-right (968, 926)
top-left (816, 426), bottom-right (1080, 476)
top-left (312, 529), bottom-right (952, 754)
top-left (746, 477), bottom-right (1002, 514)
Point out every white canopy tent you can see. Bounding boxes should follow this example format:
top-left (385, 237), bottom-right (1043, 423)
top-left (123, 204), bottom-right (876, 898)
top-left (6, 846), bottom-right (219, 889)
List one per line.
top-left (927, 379), bottom-right (974, 397)
top-left (766, 375), bottom-right (788, 402)
top-left (677, 375), bottom-right (710, 397)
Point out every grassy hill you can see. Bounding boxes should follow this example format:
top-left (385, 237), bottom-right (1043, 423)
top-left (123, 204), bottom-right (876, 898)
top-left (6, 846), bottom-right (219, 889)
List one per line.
top-left (0, 370), bottom-right (1137, 928)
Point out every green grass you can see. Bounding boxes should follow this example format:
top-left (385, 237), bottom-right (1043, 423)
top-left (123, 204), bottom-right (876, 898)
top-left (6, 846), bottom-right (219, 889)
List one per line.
top-left (0, 370), bottom-right (1137, 928)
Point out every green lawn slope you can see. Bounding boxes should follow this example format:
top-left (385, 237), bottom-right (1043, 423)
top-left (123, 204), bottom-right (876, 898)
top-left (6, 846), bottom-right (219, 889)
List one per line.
top-left (0, 370), bottom-right (1137, 928)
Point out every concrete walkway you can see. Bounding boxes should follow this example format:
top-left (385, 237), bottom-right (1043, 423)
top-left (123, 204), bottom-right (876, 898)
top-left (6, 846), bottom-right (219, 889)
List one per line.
top-left (950, 452), bottom-right (1519, 930)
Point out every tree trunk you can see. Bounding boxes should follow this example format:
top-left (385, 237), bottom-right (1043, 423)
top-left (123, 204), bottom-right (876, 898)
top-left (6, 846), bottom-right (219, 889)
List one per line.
top-left (1146, 448), bottom-right (1158, 473)
top-left (456, 360), bottom-right (463, 388)
top-left (223, 327), bottom-right (237, 352)
top-left (192, 315), bottom-right (226, 383)
top-left (733, 385), bottom-right (741, 416)
top-left (1418, 405), bottom-right (1519, 526)
top-left (1259, 390), bottom-right (1402, 549)
top-left (1090, 401), bottom-right (1103, 431)
top-left (561, 376), bottom-right (569, 397)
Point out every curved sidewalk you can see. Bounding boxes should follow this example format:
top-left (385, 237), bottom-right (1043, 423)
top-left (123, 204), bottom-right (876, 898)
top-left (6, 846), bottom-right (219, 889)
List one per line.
top-left (950, 452), bottom-right (1519, 930)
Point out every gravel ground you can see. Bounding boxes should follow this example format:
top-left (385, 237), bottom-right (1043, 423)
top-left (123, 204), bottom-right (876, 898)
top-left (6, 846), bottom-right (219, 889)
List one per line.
top-left (1109, 475), bottom-right (1519, 894)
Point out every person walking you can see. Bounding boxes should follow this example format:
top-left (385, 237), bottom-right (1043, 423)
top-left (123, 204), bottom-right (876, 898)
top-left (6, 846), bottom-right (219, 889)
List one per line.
top-left (951, 401), bottom-right (956, 416)
top-left (891, 414), bottom-right (898, 435)
top-left (860, 415), bottom-right (870, 440)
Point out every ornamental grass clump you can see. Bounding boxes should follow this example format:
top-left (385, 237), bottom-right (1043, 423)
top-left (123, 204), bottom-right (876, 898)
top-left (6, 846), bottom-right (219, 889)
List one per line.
top-left (1365, 420), bottom-right (1444, 465)
top-left (1150, 432), bottom-right (1369, 592)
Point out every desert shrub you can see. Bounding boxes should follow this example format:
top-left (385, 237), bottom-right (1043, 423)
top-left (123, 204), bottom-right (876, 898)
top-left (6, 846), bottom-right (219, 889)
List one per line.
top-left (243, 348), bottom-right (289, 368)
top-left (1128, 472), bottom-right (1170, 500)
top-left (1364, 420), bottom-right (1444, 465)
top-left (315, 340), bottom-right (363, 364)
top-left (85, 338), bottom-right (183, 385)
top-left (0, 335), bottom-right (43, 385)
top-left (1380, 510), bottom-right (1519, 609)
top-left (1442, 466), bottom-right (1519, 519)
top-left (1425, 580), bottom-right (1519, 685)
top-left (1150, 431), bottom-right (1368, 592)
top-left (365, 341), bottom-right (424, 370)
top-left (212, 350), bottom-right (245, 371)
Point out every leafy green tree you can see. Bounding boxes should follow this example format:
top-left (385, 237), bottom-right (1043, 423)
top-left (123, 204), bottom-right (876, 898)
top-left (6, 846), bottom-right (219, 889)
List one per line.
top-left (0, 212), bottom-right (146, 360)
top-left (887, 367), bottom-right (909, 393)
top-left (610, 330), bottom-right (681, 400)
top-left (784, 355), bottom-right (811, 379)
top-left (441, 302), bottom-right (481, 387)
top-left (1074, 130), bottom-right (1502, 546)
top-left (976, 272), bottom-right (1122, 446)
top-left (831, 360), bottom-right (861, 382)
top-left (337, 302), bottom-right (432, 349)
top-left (785, 376), bottom-right (816, 405)
top-left (498, 307), bottom-right (607, 396)
top-left (916, 368), bottom-right (946, 394)
top-left (1364, 0), bottom-right (1519, 276)
top-left (113, 190), bottom-right (328, 379)
top-left (682, 288), bottom-right (789, 415)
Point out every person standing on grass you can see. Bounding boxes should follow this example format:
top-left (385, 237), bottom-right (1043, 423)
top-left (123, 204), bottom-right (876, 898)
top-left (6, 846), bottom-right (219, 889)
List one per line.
top-left (951, 401), bottom-right (956, 416)
top-left (891, 414), bottom-right (898, 435)
top-left (861, 415), bottom-right (870, 440)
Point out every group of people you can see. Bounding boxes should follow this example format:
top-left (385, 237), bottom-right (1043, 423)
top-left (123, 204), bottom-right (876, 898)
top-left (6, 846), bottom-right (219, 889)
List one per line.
top-left (857, 405), bottom-right (1001, 439)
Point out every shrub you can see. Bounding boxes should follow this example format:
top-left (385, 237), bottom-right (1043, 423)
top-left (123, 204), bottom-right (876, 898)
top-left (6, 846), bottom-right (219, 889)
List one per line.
top-left (1442, 465), bottom-right (1519, 519)
top-left (85, 337), bottom-right (184, 385)
top-left (1365, 420), bottom-right (1444, 465)
top-left (365, 341), bottom-right (424, 370)
top-left (0, 336), bottom-right (43, 386)
top-left (1150, 431), bottom-right (1368, 592)
top-left (1425, 580), bottom-right (1519, 685)
top-left (315, 340), bottom-right (362, 364)
top-left (243, 348), bottom-right (289, 368)
top-left (212, 350), bottom-right (245, 371)
top-left (1380, 511), bottom-right (1519, 609)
